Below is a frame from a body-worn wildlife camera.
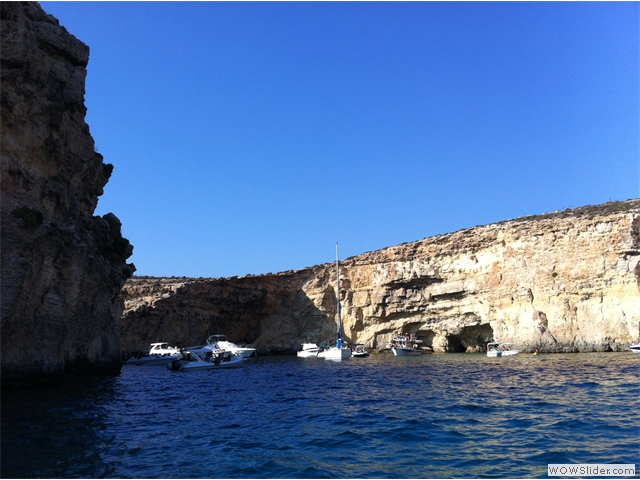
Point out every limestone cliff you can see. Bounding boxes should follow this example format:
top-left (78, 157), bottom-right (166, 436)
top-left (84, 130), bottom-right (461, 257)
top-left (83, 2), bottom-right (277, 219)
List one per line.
top-left (1, 2), bottom-right (134, 387)
top-left (121, 200), bottom-right (639, 355)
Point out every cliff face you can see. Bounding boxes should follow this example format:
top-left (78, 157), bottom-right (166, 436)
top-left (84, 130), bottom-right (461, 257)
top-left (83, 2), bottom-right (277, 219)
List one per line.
top-left (121, 200), bottom-right (640, 355)
top-left (1, 2), bottom-right (134, 387)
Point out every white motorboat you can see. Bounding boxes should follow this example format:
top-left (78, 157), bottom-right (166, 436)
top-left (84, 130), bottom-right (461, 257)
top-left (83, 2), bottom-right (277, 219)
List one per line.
top-left (297, 343), bottom-right (321, 358)
top-left (630, 343), bottom-right (640, 354)
top-left (149, 342), bottom-right (180, 355)
top-left (206, 334), bottom-right (256, 358)
top-left (487, 342), bottom-right (520, 357)
top-left (388, 333), bottom-right (424, 356)
top-left (184, 343), bottom-right (217, 357)
top-left (352, 344), bottom-right (370, 357)
top-left (126, 342), bottom-right (182, 365)
top-left (317, 243), bottom-right (351, 361)
top-left (167, 349), bottom-right (244, 371)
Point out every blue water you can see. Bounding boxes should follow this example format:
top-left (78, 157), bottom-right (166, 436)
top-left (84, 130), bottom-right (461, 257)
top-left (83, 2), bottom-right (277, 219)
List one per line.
top-left (2, 352), bottom-right (638, 478)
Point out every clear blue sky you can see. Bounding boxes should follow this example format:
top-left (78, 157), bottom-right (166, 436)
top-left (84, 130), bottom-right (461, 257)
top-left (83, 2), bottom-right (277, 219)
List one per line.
top-left (42, 2), bottom-right (639, 278)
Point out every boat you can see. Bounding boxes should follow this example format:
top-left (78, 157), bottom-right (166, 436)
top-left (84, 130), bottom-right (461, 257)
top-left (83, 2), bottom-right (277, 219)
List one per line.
top-left (352, 344), bottom-right (370, 357)
top-left (206, 334), bottom-right (256, 358)
top-left (184, 342), bottom-right (217, 357)
top-left (167, 348), bottom-right (244, 371)
top-left (487, 342), bottom-right (520, 357)
top-left (630, 343), bottom-right (640, 354)
top-left (148, 342), bottom-right (180, 355)
top-left (317, 243), bottom-right (351, 361)
top-left (297, 342), bottom-right (321, 358)
top-left (388, 333), bottom-right (424, 356)
top-left (181, 334), bottom-right (255, 360)
top-left (318, 341), bottom-right (351, 360)
top-left (126, 342), bottom-right (182, 365)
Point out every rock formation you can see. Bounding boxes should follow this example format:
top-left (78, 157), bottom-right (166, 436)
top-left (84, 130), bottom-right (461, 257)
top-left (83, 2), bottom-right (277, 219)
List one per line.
top-left (121, 200), bottom-right (640, 355)
top-left (1, 2), bottom-right (134, 387)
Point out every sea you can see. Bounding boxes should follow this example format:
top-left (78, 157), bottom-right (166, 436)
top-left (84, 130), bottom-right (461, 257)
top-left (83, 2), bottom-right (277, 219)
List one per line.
top-left (1, 352), bottom-right (638, 479)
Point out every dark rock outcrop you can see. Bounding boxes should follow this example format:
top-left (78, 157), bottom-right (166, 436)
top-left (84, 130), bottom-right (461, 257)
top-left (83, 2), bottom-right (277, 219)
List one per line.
top-left (1, 2), bottom-right (134, 387)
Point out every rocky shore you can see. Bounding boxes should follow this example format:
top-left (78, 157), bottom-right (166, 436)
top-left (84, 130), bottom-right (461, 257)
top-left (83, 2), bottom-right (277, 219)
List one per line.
top-left (121, 199), bottom-right (640, 356)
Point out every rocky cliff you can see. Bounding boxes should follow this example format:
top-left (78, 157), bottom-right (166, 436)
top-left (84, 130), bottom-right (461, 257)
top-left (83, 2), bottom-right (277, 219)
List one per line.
top-left (121, 200), bottom-right (640, 355)
top-left (1, 2), bottom-right (134, 387)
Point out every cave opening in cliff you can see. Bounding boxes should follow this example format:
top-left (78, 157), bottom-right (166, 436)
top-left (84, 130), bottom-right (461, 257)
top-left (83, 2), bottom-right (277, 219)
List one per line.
top-left (446, 335), bottom-right (466, 352)
top-left (457, 323), bottom-right (494, 352)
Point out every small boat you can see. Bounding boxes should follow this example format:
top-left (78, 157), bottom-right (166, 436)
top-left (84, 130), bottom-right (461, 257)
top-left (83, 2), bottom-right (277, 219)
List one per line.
top-left (126, 342), bottom-right (182, 365)
top-left (167, 349), bottom-right (244, 371)
top-left (487, 342), bottom-right (520, 357)
top-left (388, 333), bottom-right (423, 356)
top-left (352, 344), bottom-right (370, 357)
top-left (317, 243), bottom-right (351, 361)
top-left (206, 334), bottom-right (256, 358)
top-left (630, 343), bottom-right (640, 354)
top-left (297, 343), bottom-right (321, 358)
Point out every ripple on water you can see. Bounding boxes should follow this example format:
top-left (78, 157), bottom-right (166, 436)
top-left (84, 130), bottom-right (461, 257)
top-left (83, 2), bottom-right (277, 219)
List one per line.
top-left (1, 353), bottom-right (639, 478)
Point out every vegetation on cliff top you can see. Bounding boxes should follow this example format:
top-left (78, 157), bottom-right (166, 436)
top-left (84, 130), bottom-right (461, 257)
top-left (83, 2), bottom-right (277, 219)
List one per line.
top-left (498, 199), bottom-right (639, 225)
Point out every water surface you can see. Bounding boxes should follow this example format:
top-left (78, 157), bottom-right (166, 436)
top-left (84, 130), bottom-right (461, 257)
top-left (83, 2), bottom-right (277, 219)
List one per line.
top-left (2, 352), bottom-right (638, 478)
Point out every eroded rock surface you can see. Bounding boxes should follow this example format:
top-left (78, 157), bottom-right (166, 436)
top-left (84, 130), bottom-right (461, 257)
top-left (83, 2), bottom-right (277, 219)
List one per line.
top-left (121, 200), bottom-right (639, 355)
top-left (1, 2), bottom-right (134, 387)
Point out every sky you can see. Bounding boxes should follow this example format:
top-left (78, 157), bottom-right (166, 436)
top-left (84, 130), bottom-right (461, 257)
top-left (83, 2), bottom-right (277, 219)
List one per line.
top-left (41, 2), bottom-right (639, 278)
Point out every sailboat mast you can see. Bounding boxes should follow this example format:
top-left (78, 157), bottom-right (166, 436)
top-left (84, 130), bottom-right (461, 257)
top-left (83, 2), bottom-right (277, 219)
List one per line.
top-left (336, 242), bottom-right (342, 348)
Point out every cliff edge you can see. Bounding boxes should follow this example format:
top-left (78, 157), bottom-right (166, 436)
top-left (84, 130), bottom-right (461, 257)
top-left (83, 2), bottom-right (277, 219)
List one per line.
top-left (1, 2), bottom-right (135, 387)
top-left (121, 200), bottom-right (640, 355)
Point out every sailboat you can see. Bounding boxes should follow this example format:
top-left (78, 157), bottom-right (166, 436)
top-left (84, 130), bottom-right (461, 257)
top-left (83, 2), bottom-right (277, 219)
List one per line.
top-left (318, 243), bottom-right (351, 361)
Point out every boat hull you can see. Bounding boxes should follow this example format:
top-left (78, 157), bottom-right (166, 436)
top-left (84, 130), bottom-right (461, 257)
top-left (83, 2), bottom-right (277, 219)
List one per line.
top-left (232, 348), bottom-right (257, 358)
top-left (352, 351), bottom-right (369, 357)
top-left (630, 344), bottom-right (640, 354)
top-left (318, 347), bottom-right (351, 360)
top-left (487, 350), bottom-right (520, 357)
top-left (392, 347), bottom-right (423, 356)
top-left (297, 343), bottom-right (320, 357)
top-left (297, 350), bottom-right (319, 358)
top-left (126, 354), bottom-right (181, 366)
top-left (168, 354), bottom-right (245, 371)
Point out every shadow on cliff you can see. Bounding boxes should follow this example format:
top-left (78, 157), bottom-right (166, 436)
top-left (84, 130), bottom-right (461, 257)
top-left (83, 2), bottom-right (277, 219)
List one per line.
top-left (119, 268), bottom-right (336, 356)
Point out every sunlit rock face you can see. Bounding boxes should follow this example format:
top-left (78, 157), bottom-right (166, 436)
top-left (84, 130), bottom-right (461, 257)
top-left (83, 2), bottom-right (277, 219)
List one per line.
top-left (121, 200), bottom-right (639, 355)
top-left (1, 2), bottom-right (134, 387)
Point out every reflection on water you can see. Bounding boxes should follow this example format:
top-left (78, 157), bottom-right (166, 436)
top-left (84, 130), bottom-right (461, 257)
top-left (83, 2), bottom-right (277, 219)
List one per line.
top-left (2, 352), bottom-right (639, 478)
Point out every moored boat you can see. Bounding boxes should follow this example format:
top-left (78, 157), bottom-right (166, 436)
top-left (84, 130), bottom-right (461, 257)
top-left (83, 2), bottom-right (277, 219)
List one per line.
top-left (388, 333), bottom-right (424, 356)
top-left (318, 343), bottom-right (351, 360)
top-left (352, 344), bottom-right (370, 357)
top-left (317, 243), bottom-right (351, 361)
top-left (167, 349), bottom-right (244, 371)
top-left (297, 343), bottom-right (321, 358)
top-left (206, 334), bottom-right (256, 358)
top-left (126, 342), bottom-right (182, 365)
top-left (630, 343), bottom-right (640, 354)
top-left (487, 342), bottom-right (519, 357)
